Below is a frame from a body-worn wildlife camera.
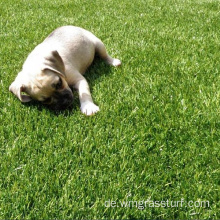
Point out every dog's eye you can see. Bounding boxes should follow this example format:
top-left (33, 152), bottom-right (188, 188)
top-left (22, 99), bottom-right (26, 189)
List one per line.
top-left (52, 77), bottom-right (63, 90)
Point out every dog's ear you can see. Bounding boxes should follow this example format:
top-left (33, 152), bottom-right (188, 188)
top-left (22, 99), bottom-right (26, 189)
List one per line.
top-left (9, 80), bottom-right (32, 102)
top-left (43, 50), bottom-right (65, 77)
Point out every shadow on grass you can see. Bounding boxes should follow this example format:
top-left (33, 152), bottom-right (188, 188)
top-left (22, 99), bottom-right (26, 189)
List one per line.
top-left (85, 56), bottom-right (113, 85)
top-left (22, 57), bottom-right (113, 116)
top-left (23, 98), bottom-right (78, 117)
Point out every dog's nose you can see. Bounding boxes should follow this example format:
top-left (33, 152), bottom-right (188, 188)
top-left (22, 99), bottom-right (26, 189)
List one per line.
top-left (62, 91), bottom-right (74, 100)
top-left (62, 92), bottom-right (74, 107)
top-left (60, 90), bottom-right (74, 108)
top-left (50, 89), bottom-right (74, 110)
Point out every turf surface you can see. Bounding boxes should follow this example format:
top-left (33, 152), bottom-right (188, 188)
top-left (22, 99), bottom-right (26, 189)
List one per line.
top-left (0, 0), bottom-right (219, 219)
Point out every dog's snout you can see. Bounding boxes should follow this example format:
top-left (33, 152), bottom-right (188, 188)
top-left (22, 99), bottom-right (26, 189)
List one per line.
top-left (50, 89), bottom-right (74, 110)
top-left (63, 91), bottom-right (73, 100)
top-left (61, 91), bottom-right (74, 107)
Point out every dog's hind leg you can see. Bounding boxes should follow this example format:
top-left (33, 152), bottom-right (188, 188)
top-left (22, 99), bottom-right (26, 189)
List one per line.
top-left (95, 40), bottom-right (121, 67)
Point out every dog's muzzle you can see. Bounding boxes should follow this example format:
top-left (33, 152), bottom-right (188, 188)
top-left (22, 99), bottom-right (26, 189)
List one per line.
top-left (49, 89), bottom-right (74, 110)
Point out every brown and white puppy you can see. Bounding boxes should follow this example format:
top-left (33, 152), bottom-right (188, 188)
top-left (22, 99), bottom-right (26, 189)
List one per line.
top-left (9, 25), bottom-right (121, 115)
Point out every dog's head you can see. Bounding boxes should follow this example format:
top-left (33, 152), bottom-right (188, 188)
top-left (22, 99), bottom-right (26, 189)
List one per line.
top-left (9, 50), bottom-right (74, 110)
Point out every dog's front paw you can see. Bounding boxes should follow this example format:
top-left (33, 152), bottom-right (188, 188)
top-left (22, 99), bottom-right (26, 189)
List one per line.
top-left (80, 102), bottom-right (100, 116)
top-left (112, 58), bottom-right (121, 67)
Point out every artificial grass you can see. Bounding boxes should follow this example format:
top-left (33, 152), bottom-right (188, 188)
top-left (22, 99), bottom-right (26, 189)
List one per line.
top-left (0, 0), bottom-right (219, 219)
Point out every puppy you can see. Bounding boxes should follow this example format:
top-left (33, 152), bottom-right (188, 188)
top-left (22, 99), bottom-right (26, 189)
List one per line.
top-left (9, 25), bottom-right (121, 115)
